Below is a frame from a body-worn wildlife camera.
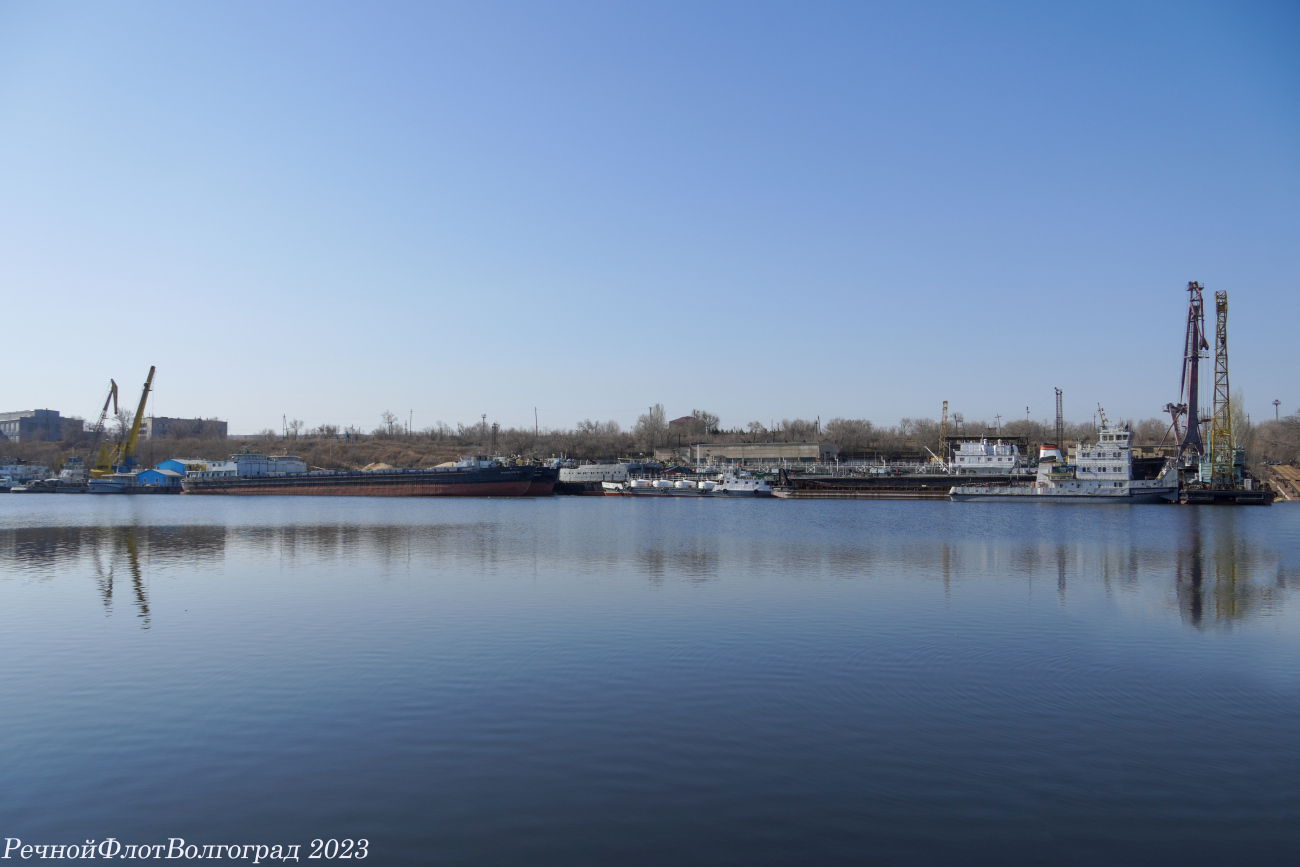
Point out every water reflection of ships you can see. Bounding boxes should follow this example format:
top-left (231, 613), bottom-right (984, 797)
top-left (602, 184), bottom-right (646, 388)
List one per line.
top-left (950, 419), bottom-right (1179, 503)
top-left (183, 454), bottom-right (542, 497)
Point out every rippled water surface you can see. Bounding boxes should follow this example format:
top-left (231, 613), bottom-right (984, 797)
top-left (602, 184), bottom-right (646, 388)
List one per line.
top-left (2, 496), bottom-right (1299, 865)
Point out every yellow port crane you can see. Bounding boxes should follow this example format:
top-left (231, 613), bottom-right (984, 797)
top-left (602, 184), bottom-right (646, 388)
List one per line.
top-left (88, 380), bottom-right (119, 478)
top-left (933, 400), bottom-right (949, 466)
top-left (101, 366), bottom-right (155, 475)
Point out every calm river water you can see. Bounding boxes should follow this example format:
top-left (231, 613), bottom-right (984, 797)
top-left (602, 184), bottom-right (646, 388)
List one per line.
top-left (2, 496), bottom-right (1299, 865)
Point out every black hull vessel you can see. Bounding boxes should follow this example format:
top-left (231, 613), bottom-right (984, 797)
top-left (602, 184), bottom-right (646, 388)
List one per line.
top-left (183, 465), bottom-right (537, 497)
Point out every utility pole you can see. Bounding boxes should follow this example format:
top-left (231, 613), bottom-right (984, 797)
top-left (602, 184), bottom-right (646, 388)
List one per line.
top-left (535, 407), bottom-right (538, 438)
top-left (994, 414), bottom-right (1002, 434)
top-left (1054, 388), bottom-right (1064, 450)
top-left (1275, 399), bottom-right (1282, 421)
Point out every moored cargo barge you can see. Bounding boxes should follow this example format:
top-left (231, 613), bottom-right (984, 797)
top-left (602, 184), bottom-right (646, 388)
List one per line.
top-left (182, 454), bottom-right (536, 497)
top-left (525, 465), bottom-right (559, 496)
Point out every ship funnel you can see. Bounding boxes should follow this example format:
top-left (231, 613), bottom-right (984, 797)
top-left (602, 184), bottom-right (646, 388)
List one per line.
top-left (1039, 443), bottom-right (1063, 463)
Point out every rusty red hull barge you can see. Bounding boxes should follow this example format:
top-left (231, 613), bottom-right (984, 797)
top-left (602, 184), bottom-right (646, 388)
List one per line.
top-left (182, 465), bottom-right (537, 497)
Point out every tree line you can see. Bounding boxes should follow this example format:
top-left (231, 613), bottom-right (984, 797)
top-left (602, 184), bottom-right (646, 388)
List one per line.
top-left (6, 402), bottom-right (1298, 471)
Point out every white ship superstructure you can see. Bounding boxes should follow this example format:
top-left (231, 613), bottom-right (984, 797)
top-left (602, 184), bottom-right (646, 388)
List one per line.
top-left (950, 416), bottom-right (1177, 503)
top-left (952, 439), bottom-right (1020, 473)
top-left (560, 463), bottom-right (628, 484)
top-left (711, 470), bottom-right (774, 497)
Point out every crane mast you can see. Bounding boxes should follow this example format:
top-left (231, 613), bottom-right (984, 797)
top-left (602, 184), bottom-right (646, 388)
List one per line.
top-left (1209, 291), bottom-right (1233, 487)
top-left (1054, 388), bottom-right (1064, 454)
top-left (89, 380), bottom-right (119, 478)
top-left (936, 400), bottom-right (949, 466)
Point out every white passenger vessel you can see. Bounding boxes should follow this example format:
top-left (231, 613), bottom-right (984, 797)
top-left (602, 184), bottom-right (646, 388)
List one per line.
top-left (950, 418), bottom-right (1178, 503)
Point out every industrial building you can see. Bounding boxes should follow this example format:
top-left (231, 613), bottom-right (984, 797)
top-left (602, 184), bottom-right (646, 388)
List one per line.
top-left (654, 441), bottom-right (839, 465)
top-left (0, 409), bottom-right (84, 442)
top-left (141, 416), bottom-right (228, 439)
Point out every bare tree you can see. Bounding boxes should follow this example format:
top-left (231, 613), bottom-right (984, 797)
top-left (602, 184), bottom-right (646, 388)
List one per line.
top-left (287, 419), bottom-right (305, 439)
top-left (691, 409), bottom-right (720, 434)
top-left (824, 418), bottom-right (874, 452)
top-left (1132, 417), bottom-right (1167, 444)
top-left (634, 404), bottom-right (667, 452)
top-left (113, 408), bottom-right (133, 440)
top-left (1230, 389), bottom-right (1253, 454)
top-left (777, 418), bottom-right (818, 440)
top-left (1253, 409), bottom-right (1300, 464)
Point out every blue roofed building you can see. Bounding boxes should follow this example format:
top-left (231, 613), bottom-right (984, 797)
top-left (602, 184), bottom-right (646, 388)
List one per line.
top-left (135, 468), bottom-right (183, 488)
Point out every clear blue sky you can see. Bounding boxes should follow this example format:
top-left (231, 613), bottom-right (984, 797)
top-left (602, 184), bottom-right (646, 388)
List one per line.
top-left (2, 1), bottom-right (1296, 433)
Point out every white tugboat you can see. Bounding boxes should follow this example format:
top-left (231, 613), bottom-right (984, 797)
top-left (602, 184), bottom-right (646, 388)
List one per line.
top-left (710, 469), bottom-right (774, 497)
top-left (950, 412), bottom-right (1178, 503)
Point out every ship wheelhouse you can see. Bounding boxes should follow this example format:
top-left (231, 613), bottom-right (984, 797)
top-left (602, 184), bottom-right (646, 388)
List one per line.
top-left (952, 438), bottom-right (1020, 474)
top-left (1074, 423), bottom-right (1133, 482)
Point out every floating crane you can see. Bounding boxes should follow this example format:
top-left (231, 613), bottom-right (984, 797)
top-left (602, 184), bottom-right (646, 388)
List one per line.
top-left (1177, 289), bottom-right (1271, 504)
top-left (102, 366), bottom-right (156, 475)
top-left (88, 380), bottom-right (119, 478)
top-left (1167, 282), bottom-right (1209, 463)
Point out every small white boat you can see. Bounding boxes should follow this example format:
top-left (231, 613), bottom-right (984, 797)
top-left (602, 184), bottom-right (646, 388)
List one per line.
top-left (602, 476), bottom-right (715, 496)
top-left (711, 470), bottom-right (774, 498)
top-left (88, 473), bottom-right (139, 494)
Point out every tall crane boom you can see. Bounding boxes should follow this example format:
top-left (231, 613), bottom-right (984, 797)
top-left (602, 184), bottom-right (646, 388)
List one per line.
top-left (1176, 281), bottom-right (1209, 463)
top-left (118, 366), bottom-right (155, 472)
top-left (1209, 292), bottom-right (1233, 487)
top-left (89, 380), bottom-right (119, 477)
